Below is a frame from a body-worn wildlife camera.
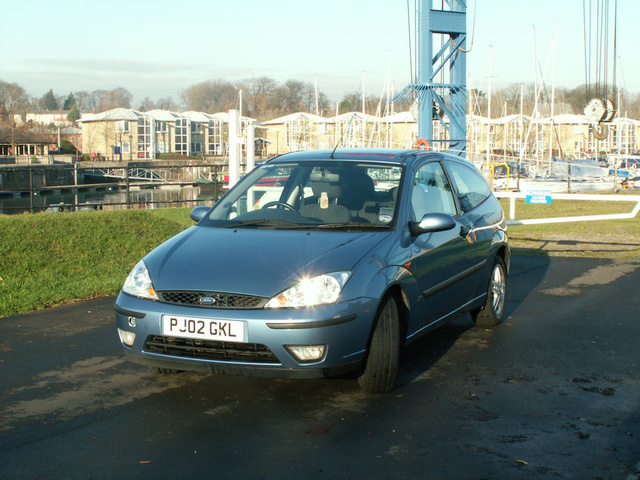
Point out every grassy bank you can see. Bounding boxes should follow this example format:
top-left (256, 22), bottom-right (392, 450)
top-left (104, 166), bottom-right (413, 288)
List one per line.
top-left (1, 198), bottom-right (639, 317)
top-left (0, 209), bottom-right (193, 317)
top-left (500, 196), bottom-right (640, 258)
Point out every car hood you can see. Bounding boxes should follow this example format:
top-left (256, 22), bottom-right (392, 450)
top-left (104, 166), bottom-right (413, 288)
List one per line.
top-left (144, 226), bottom-right (389, 297)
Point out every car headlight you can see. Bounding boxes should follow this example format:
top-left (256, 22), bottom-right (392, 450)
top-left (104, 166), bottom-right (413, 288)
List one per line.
top-left (265, 272), bottom-right (351, 308)
top-left (122, 260), bottom-right (158, 300)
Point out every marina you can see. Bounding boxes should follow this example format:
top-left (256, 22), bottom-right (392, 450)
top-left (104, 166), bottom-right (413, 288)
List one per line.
top-left (0, 183), bottom-right (222, 215)
top-left (0, 162), bottom-right (225, 214)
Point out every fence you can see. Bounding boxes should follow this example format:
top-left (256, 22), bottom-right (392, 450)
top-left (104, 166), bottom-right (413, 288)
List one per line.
top-left (0, 163), bottom-right (228, 215)
top-left (494, 191), bottom-right (640, 226)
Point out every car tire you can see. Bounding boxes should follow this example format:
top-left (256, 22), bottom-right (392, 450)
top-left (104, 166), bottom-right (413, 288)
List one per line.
top-left (357, 295), bottom-right (400, 393)
top-left (471, 256), bottom-right (507, 328)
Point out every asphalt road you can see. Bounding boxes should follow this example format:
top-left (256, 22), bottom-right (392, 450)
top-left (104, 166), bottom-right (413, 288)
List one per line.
top-left (1, 256), bottom-right (639, 480)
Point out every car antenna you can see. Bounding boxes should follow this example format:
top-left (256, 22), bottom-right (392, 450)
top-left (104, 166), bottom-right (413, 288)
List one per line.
top-left (330, 81), bottom-right (362, 159)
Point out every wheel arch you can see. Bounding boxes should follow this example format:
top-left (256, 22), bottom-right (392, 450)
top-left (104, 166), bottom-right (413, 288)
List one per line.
top-left (363, 266), bottom-right (415, 349)
top-left (491, 227), bottom-right (511, 275)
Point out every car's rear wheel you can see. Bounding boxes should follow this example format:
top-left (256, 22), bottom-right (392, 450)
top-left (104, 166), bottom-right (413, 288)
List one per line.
top-left (357, 295), bottom-right (400, 393)
top-left (471, 256), bottom-right (507, 327)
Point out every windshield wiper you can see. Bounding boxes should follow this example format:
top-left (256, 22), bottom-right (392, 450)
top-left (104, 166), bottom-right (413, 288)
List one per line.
top-left (220, 220), bottom-right (313, 229)
top-left (316, 222), bottom-right (391, 230)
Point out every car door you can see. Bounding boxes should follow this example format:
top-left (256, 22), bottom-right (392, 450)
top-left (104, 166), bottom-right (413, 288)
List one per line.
top-left (443, 160), bottom-right (497, 293)
top-left (405, 160), bottom-right (481, 330)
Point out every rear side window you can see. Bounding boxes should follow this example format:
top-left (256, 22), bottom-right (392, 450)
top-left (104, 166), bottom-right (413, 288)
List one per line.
top-left (446, 162), bottom-right (492, 213)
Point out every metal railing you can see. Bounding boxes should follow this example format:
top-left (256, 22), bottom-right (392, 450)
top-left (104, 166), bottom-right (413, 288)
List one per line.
top-left (495, 191), bottom-right (640, 225)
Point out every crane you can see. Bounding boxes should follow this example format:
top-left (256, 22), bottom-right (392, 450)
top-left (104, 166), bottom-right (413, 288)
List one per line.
top-left (395, 0), bottom-right (468, 157)
top-left (582, 0), bottom-right (618, 141)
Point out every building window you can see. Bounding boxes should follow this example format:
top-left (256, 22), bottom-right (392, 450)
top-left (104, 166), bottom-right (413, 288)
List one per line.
top-left (175, 117), bottom-right (189, 155)
top-left (137, 117), bottom-right (152, 159)
top-left (207, 120), bottom-right (222, 154)
top-left (116, 120), bottom-right (130, 133)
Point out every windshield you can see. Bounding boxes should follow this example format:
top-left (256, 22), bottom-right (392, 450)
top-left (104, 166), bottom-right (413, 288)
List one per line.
top-left (203, 160), bottom-right (403, 230)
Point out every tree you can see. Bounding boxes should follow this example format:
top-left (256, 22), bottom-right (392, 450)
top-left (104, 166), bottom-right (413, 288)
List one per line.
top-left (338, 92), bottom-right (359, 114)
top-left (241, 76), bottom-right (278, 119)
top-left (272, 80), bottom-right (316, 115)
top-left (59, 139), bottom-right (77, 154)
top-left (180, 80), bottom-right (237, 113)
top-left (74, 90), bottom-right (102, 111)
top-left (0, 80), bottom-right (30, 156)
top-left (67, 104), bottom-right (80, 122)
top-left (629, 93), bottom-right (640, 122)
top-left (42, 89), bottom-right (58, 110)
top-left (63, 92), bottom-right (76, 110)
top-left (95, 87), bottom-right (133, 111)
top-left (138, 97), bottom-right (156, 111)
top-left (0, 80), bottom-right (29, 124)
top-left (177, 77), bottom-right (330, 119)
top-left (155, 96), bottom-right (179, 111)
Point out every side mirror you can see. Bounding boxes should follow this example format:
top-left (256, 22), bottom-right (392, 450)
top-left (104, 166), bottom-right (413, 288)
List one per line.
top-left (410, 213), bottom-right (456, 236)
top-left (190, 206), bottom-right (210, 222)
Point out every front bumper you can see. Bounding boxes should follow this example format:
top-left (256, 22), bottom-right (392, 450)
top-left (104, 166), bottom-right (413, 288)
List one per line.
top-left (114, 291), bottom-right (380, 378)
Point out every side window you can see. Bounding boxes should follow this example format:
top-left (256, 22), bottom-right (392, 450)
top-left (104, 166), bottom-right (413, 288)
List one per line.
top-left (446, 162), bottom-right (492, 213)
top-left (411, 162), bottom-right (457, 220)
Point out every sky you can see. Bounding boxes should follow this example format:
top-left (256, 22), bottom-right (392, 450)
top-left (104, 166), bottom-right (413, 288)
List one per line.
top-left (1, 0), bottom-right (638, 109)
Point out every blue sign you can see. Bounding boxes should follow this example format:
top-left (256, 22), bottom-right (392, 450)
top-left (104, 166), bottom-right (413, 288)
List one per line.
top-left (525, 190), bottom-right (552, 204)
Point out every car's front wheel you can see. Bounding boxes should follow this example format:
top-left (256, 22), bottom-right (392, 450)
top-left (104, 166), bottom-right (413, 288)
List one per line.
top-left (471, 256), bottom-right (507, 327)
top-left (357, 295), bottom-right (400, 393)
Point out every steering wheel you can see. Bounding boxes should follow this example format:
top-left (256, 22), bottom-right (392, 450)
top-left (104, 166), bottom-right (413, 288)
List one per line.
top-left (260, 201), bottom-right (296, 212)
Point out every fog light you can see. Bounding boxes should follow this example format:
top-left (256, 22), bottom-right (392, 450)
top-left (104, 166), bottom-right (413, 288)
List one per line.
top-left (118, 328), bottom-right (136, 347)
top-left (286, 344), bottom-right (326, 363)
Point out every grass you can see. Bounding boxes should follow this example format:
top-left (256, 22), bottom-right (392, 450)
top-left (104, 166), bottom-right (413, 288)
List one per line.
top-left (499, 193), bottom-right (640, 258)
top-left (1, 195), bottom-right (639, 318)
top-left (0, 208), bottom-right (194, 318)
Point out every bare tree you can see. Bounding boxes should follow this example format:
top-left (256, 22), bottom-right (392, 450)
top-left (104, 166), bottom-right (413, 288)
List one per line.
top-left (74, 90), bottom-right (107, 111)
top-left (180, 80), bottom-right (237, 113)
top-left (241, 76), bottom-right (278, 119)
top-left (138, 95), bottom-right (179, 112)
top-left (272, 80), bottom-right (317, 115)
top-left (0, 80), bottom-right (31, 155)
top-left (156, 96), bottom-right (180, 111)
top-left (96, 88), bottom-right (133, 111)
top-left (629, 93), bottom-right (640, 124)
top-left (0, 81), bottom-right (29, 121)
top-left (138, 97), bottom-right (156, 112)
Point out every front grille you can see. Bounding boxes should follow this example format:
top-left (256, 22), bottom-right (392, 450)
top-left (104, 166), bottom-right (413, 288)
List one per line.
top-left (157, 291), bottom-right (267, 309)
top-left (145, 335), bottom-right (279, 364)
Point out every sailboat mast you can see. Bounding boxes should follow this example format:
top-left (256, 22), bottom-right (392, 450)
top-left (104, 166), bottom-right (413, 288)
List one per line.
top-left (548, 22), bottom-right (557, 162)
top-left (486, 45), bottom-right (492, 164)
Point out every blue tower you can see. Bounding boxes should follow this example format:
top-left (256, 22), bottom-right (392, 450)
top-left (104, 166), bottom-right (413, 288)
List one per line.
top-left (396, 0), bottom-right (467, 157)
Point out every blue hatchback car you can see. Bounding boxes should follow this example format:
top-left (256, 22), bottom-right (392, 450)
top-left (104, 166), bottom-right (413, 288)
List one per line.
top-left (115, 149), bottom-right (510, 393)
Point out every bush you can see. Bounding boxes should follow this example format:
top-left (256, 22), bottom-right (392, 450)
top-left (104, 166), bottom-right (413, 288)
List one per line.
top-left (59, 139), bottom-right (77, 154)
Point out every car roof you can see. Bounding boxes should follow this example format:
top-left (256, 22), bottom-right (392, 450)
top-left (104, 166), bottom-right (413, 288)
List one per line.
top-left (266, 149), bottom-right (419, 165)
top-left (264, 149), bottom-right (475, 170)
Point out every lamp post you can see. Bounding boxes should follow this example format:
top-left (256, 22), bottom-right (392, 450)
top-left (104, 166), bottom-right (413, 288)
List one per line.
top-left (129, 134), bottom-right (133, 162)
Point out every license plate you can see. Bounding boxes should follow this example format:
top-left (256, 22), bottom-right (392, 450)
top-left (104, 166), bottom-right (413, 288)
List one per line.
top-left (161, 315), bottom-right (245, 343)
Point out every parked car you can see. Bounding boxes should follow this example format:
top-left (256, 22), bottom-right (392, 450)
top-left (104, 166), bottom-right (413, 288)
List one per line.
top-left (115, 149), bottom-right (510, 393)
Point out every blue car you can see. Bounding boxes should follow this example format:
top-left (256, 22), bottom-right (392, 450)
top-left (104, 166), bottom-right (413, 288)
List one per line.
top-left (115, 149), bottom-right (510, 393)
